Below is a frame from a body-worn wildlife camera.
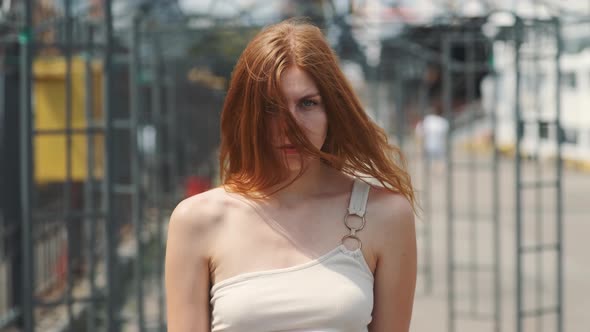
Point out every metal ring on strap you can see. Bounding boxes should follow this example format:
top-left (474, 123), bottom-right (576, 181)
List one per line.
top-left (344, 213), bottom-right (366, 233)
top-left (341, 234), bottom-right (362, 250)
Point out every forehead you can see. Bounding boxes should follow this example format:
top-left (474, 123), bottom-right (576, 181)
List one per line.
top-left (279, 66), bottom-right (319, 98)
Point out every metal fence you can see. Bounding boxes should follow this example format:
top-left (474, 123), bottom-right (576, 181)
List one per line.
top-left (368, 12), bottom-right (565, 332)
top-left (0, 1), bottom-right (574, 331)
top-left (0, 1), bottom-right (224, 331)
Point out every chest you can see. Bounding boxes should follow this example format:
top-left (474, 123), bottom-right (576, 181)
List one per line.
top-left (210, 256), bottom-right (374, 332)
top-left (210, 196), bottom-right (375, 280)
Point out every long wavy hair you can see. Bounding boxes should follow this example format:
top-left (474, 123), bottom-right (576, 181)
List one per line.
top-left (219, 18), bottom-right (415, 209)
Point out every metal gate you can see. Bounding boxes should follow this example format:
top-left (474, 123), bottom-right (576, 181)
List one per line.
top-left (3, 1), bottom-right (224, 331)
top-left (511, 16), bottom-right (563, 332)
top-left (373, 12), bottom-right (564, 332)
top-left (411, 13), bottom-right (563, 332)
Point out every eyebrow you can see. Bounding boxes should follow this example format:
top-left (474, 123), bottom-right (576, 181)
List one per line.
top-left (299, 92), bottom-right (321, 100)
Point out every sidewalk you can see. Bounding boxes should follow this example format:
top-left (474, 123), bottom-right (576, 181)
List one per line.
top-left (409, 148), bottom-right (590, 332)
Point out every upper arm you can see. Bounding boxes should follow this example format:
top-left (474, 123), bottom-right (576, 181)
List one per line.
top-left (165, 198), bottom-right (214, 332)
top-left (369, 195), bottom-right (417, 332)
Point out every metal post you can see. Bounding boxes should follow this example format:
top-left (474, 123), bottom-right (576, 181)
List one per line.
top-left (103, 0), bottom-right (120, 330)
top-left (19, 0), bottom-right (35, 330)
top-left (394, 74), bottom-right (405, 147)
top-left (167, 62), bottom-right (178, 203)
top-left (554, 17), bottom-right (564, 332)
top-left (491, 36), bottom-right (502, 332)
top-left (63, 0), bottom-right (75, 325)
top-left (418, 74), bottom-right (433, 295)
top-left (130, 14), bottom-right (146, 332)
top-left (442, 36), bottom-right (455, 332)
top-left (83, 23), bottom-right (97, 332)
top-left (532, 19), bottom-right (544, 332)
top-left (514, 19), bottom-right (523, 332)
top-left (151, 36), bottom-right (165, 331)
top-left (465, 32), bottom-right (478, 315)
top-left (369, 64), bottom-right (380, 130)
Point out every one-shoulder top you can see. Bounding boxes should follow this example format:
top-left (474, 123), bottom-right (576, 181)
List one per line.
top-left (210, 179), bottom-right (374, 332)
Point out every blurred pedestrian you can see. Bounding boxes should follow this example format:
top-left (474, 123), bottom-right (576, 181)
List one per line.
top-left (165, 18), bottom-right (417, 332)
top-left (415, 111), bottom-right (449, 173)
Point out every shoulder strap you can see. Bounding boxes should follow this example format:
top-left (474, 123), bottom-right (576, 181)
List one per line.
top-left (347, 179), bottom-right (370, 217)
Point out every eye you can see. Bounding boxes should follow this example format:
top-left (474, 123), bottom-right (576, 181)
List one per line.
top-left (300, 99), bottom-right (318, 108)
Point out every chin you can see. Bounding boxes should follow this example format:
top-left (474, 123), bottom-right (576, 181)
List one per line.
top-left (285, 157), bottom-right (322, 173)
top-left (285, 161), bottom-right (303, 173)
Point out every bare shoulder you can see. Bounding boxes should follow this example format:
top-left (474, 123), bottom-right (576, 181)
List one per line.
top-left (165, 187), bottom-right (232, 331)
top-left (364, 184), bottom-right (416, 256)
top-left (167, 187), bottom-right (230, 255)
top-left (364, 184), bottom-right (417, 331)
top-left (366, 184), bottom-right (415, 231)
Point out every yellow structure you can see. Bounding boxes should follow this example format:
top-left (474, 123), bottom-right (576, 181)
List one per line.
top-left (33, 56), bottom-right (104, 183)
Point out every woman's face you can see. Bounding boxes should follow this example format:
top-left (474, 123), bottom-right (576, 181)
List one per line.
top-left (272, 66), bottom-right (327, 171)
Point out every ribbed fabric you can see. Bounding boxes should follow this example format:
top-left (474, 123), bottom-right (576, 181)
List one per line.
top-left (210, 179), bottom-right (374, 332)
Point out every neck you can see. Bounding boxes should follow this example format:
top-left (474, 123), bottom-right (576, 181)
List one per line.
top-left (270, 160), bottom-right (333, 205)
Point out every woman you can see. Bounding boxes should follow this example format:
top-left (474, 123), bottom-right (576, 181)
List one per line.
top-left (165, 18), bottom-right (417, 332)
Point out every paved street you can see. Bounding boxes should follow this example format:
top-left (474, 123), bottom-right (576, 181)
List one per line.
top-left (408, 144), bottom-right (590, 332)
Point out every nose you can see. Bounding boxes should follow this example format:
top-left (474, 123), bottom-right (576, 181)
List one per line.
top-left (285, 103), bottom-right (296, 117)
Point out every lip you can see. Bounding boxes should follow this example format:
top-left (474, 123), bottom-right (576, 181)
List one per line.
top-left (279, 146), bottom-right (298, 154)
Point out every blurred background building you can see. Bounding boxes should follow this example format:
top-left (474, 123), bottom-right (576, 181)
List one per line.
top-left (0, 0), bottom-right (589, 331)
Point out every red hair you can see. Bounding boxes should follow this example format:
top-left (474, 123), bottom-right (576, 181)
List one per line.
top-left (219, 18), bottom-right (415, 209)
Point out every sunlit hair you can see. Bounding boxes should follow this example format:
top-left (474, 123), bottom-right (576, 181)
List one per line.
top-left (219, 18), bottom-right (415, 210)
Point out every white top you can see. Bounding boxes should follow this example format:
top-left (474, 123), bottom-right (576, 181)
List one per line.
top-left (416, 114), bottom-right (449, 154)
top-left (210, 179), bottom-right (374, 332)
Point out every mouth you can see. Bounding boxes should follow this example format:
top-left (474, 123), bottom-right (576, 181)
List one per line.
top-left (278, 144), bottom-right (298, 154)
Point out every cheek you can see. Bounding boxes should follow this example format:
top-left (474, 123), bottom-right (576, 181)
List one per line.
top-left (300, 112), bottom-right (328, 146)
top-left (268, 117), bottom-right (284, 142)
top-left (318, 115), bottom-right (328, 141)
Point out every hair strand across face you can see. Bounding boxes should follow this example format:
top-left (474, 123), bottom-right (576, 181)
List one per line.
top-left (219, 18), bottom-right (416, 211)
